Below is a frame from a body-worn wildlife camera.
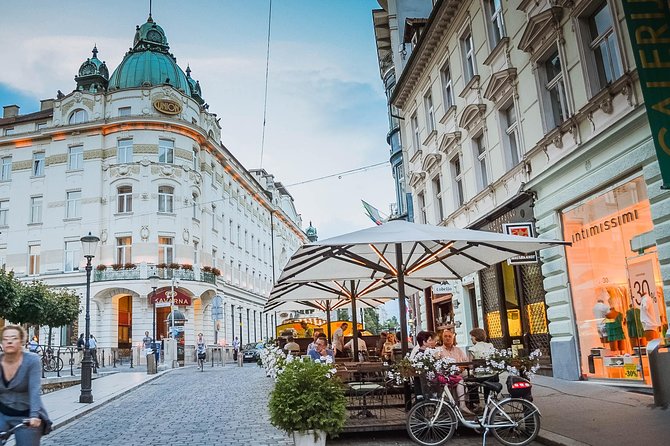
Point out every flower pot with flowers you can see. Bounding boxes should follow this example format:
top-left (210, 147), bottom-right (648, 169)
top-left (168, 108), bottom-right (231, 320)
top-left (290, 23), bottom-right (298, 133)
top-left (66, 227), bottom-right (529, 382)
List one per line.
top-left (484, 348), bottom-right (542, 400)
top-left (389, 349), bottom-right (461, 399)
top-left (269, 357), bottom-right (346, 446)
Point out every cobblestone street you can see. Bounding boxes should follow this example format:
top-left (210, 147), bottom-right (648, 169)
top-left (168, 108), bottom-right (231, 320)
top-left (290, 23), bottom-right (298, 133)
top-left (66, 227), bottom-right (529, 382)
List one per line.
top-left (40, 364), bottom-right (536, 446)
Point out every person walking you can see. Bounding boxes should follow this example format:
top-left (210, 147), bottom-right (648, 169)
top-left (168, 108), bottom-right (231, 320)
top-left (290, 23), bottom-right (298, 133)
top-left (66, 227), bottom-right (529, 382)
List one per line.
top-left (232, 336), bottom-right (240, 361)
top-left (88, 335), bottom-right (99, 371)
top-left (332, 323), bottom-right (348, 357)
top-left (142, 331), bottom-right (153, 352)
top-left (76, 333), bottom-right (85, 367)
top-left (196, 333), bottom-right (206, 370)
top-left (0, 325), bottom-right (52, 445)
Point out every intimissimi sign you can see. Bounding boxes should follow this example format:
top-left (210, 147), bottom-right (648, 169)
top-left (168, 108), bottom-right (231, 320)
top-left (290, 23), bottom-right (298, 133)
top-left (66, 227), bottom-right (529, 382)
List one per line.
top-left (570, 210), bottom-right (640, 244)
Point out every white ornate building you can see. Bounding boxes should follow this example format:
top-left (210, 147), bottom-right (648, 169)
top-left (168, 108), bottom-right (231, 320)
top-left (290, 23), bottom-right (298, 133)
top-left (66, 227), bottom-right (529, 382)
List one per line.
top-left (0, 14), bottom-right (308, 355)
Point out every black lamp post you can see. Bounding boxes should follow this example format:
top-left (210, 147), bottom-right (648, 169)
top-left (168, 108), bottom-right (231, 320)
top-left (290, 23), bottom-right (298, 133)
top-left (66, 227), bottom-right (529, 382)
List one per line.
top-left (79, 232), bottom-right (100, 404)
top-left (148, 274), bottom-right (160, 344)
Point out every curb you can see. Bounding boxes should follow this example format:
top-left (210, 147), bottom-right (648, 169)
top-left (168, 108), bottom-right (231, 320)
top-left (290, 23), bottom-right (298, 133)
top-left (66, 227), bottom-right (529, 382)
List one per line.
top-left (51, 369), bottom-right (172, 431)
top-left (538, 429), bottom-right (591, 446)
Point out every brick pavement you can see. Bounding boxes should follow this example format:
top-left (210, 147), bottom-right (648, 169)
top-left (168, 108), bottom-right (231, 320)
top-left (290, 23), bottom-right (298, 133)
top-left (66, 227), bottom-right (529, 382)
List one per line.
top-left (39, 365), bottom-right (541, 446)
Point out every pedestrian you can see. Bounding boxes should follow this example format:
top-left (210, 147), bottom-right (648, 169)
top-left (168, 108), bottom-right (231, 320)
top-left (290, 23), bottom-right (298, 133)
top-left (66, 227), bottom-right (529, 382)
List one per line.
top-left (332, 322), bottom-right (348, 357)
top-left (196, 333), bottom-right (206, 369)
top-left (0, 325), bottom-right (52, 444)
top-left (142, 331), bottom-right (153, 352)
top-left (232, 336), bottom-right (240, 361)
top-left (27, 336), bottom-right (40, 353)
top-left (88, 335), bottom-right (99, 371)
top-left (76, 333), bottom-right (85, 367)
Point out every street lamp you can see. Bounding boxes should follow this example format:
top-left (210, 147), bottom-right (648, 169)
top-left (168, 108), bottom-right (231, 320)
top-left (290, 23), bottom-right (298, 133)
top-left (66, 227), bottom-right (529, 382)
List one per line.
top-left (148, 274), bottom-right (160, 346)
top-left (79, 232), bottom-right (100, 404)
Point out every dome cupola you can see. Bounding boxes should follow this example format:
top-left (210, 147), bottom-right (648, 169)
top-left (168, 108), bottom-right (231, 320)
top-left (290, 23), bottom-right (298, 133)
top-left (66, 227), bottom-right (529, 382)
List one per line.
top-left (75, 45), bottom-right (109, 93)
top-left (305, 221), bottom-right (318, 242)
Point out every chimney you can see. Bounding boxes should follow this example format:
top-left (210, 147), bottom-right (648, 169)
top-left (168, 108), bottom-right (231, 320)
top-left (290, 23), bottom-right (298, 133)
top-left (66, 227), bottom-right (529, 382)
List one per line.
top-left (2, 105), bottom-right (19, 118)
top-left (40, 99), bottom-right (55, 111)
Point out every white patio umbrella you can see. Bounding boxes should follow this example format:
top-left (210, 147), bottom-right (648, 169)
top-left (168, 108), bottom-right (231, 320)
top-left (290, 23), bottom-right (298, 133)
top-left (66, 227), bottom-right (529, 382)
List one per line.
top-left (266, 276), bottom-right (439, 359)
top-left (277, 219), bottom-right (569, 356)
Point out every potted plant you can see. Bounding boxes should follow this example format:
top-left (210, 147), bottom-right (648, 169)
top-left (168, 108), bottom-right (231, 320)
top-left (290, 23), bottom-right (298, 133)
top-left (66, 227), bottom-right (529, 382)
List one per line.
top-left (181, 263), bottom-right (193, 271)
top-left (269, 358), bottom-right (346, 446)
top-left (95, 264), bottom-right (107, 271)
top-left (168, 262), bottom-right (180, 270)
top-left (111, 263), bottom-right (122, 271)
top-left (124, 262), bottom-right (136, 270)
top-left (202, 265), bottom-right (213, 273)
top-left (157, 263), bottom-right (168, 270)
top-left (211, 267), bottom-right (221, 276)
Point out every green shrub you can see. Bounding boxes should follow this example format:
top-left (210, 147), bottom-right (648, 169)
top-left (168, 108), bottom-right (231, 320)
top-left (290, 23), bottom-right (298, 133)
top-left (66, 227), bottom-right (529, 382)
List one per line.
top-left (268, 359), bottom-right (346, 437)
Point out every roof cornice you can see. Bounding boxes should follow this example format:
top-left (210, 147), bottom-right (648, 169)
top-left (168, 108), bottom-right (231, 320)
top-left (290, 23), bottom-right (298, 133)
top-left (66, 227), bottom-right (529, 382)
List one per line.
top-left (390, 0), bottom-right (461, 110)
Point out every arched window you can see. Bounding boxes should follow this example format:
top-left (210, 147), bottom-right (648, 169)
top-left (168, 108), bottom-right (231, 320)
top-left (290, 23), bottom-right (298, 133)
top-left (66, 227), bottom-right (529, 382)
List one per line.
top-left (117, 185), bottom-right (132, 213)
top-left (158, 186), bottom-right (174, 213)
top-left (68, 109), bottom-right (88, 125)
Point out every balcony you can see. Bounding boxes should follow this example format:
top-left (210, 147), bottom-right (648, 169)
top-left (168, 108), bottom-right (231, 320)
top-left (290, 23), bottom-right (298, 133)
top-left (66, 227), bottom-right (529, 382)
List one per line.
top-left (93, 263), bottom-right (219, 285)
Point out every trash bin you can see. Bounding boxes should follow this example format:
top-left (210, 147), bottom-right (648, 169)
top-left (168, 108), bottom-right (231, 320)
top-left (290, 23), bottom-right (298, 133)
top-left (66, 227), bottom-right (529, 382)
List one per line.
top-left (146, 352), bottom-right (157, 375)
top-left (647, 339), bottom-right (670, 407)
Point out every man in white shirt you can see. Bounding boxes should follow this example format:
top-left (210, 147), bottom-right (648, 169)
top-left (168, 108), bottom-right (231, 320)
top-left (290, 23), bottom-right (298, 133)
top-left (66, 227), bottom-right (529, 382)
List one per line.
top-left (332, 323), bottom-right (348, 357)
top-left (344, 333), bottom-right (367, 361)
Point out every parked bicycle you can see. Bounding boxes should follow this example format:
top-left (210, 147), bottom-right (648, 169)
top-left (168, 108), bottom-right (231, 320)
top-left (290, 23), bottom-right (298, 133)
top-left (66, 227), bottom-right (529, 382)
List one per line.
top-left (0, 420), bottom-right (29, 445)
top-left (407, 379), bottom-right (541, 446)
top-left (41, 348), bottom-right (64, 373)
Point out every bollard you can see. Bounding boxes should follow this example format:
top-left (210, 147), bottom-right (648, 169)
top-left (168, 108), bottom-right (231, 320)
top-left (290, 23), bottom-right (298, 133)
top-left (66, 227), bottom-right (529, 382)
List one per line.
top-left (69, 348), bottom-right (75, 376)
top-left (113, 350), bottom-right (117, 368)
top-left (130, 353), bottom-right (134, 369)
top-left (41, 350), bottom-right (46, 379)
top-left (101, 349), bottom-right (105, 368)
top-left (238, 352), bottom-right (243, 367)
top-left (56, 349), bottom-right (61, 378)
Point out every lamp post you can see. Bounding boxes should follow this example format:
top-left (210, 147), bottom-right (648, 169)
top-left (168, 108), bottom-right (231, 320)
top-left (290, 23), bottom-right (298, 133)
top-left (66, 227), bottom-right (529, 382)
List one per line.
top-left (79, 232), bottom-right (100, 404)
top-left (148, 274), bottom-right (160, 345)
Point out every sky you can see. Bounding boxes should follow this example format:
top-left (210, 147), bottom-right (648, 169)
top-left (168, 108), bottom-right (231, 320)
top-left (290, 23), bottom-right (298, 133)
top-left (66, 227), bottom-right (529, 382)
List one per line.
top-left (0, 0), bottom-right (394, 241)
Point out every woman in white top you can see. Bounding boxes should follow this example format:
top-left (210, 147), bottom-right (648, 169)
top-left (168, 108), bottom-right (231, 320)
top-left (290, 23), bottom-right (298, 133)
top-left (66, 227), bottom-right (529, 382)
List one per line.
top-left (468, 328), bottom-right (495, 360)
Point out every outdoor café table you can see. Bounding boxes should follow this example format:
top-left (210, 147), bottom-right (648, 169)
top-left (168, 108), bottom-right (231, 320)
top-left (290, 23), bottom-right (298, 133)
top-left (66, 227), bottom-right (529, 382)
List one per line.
top-left (343, 362), bottom-right (388, 418)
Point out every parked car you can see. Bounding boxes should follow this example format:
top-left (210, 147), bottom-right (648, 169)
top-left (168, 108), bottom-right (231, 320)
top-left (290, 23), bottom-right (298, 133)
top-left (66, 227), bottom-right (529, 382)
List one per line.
top-left (242, 342), bottom-right (264, 362)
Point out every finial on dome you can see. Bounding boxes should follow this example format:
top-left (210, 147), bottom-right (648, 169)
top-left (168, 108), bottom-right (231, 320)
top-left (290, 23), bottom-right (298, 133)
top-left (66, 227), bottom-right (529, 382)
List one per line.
top-left (92, 45), bottom-right (98, 58)
top-left (148, 0), bottom-right (153, 22)
top-left (186, 65), bottom-right (191, 77)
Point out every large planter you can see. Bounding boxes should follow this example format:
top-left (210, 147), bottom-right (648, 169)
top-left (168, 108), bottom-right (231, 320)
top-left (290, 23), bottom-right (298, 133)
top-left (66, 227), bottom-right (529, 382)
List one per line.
top-left (292, 430), bottom-right (326, 446)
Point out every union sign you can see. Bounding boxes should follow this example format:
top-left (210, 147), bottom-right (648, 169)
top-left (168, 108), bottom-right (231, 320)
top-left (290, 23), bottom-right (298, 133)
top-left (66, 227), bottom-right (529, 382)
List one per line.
top-left (153, 98), bottom-right (182, 115)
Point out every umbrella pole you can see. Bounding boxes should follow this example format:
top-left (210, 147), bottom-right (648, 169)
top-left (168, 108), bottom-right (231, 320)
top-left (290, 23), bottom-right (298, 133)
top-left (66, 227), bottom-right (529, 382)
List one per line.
top-left (350, 280), bottom-right (359, 362)
top-left (326, 300), bottom-right (332, 344)
top-left (395, 243), bottom-right (412, 409)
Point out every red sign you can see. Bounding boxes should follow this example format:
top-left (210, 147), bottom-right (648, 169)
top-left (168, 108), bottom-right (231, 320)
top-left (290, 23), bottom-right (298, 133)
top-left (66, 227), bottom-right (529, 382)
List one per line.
top-left (151, 288), bottom-right (192, 306)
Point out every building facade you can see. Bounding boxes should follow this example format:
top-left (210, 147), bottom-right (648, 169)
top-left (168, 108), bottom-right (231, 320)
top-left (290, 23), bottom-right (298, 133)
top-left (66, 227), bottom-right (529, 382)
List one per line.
top-left (0, 15), bottom-right (308, 356)
top-left (384, 0), bottom-right (670, 385)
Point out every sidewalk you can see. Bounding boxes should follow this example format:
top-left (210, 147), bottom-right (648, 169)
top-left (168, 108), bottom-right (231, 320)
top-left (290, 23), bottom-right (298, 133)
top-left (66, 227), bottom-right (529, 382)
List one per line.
top-left (42, 367), bottom-right (171, 430)
top-left (532, 375), bottom-right (670, 446)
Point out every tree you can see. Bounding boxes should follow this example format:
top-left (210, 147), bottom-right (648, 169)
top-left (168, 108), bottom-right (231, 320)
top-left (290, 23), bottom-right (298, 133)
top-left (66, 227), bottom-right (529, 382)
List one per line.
top-left (6, 280), bottom-right (47, 326)
top-left (336, 309), bottom-right (350, 321)
top-left (0, 269), bottom-right (20, 319)
top-left (363, 308), bottom-right (381, 334)
top-left (383, 316), bottom-right (400, 331)
top-left (42, 288), bottom-right (80, 348)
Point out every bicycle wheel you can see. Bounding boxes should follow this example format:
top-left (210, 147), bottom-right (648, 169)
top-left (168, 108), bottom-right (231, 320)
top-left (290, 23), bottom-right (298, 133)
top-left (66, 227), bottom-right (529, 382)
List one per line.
top-left (55, 357), bottom-right (64, 372)
top-left (406, 400), bottom-right (457, 446)
top-left (44, 358), bottom-right (55, 372)
top-left (488, 398), bottom-right (540, 446)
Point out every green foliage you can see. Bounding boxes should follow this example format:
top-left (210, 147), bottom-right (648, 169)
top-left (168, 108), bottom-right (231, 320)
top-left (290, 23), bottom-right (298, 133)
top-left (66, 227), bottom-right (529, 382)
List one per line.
top-left (269, 359), bottom-right (347, 437)
top-left (0, 269), bottom-right (20, 319)
top-left (383, 316), bottom-right (399, 330)
top-left (336, 309), bottom-right (349, 321)
top-left (363, 308), bottom-right (381, 334)
top-left (42, 288), bottom-right (80, 328)
top-left (6, 281), bottom-right (48, 325)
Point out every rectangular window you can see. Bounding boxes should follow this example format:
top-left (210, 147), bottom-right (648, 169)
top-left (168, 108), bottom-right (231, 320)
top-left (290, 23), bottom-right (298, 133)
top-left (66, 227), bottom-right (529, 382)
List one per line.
top-left (192, 149), bottom-right (199, 170)
top-left (192, 194), bottom-right (198, 220)
top-left (1, 157), bottom-right (11, 181)
top-left (66, 190), bottom-right (81, 218)
top-left (502, 103), bottom-right (520, 167)
top-left (543, 50), bottom-right (568, 129)
top-left (451, 156), bottom-right (464, 207)
top-left (158, 236), bottom-right (174, 264)
top-left (424, 92), bottom-right (435, 133)
top-left (587, 2), bottom-right (622, 89)
top-left (158, 139), bottom-right (174, 164)
top-left (440, 65), bottom-right (454, 110)
top-left (193, 241), bottom-right (199, 265)
top-left (212, 248), bottom-right (217, 268)
top-left (64, 240), bottom-right (80, 272)
top-left (461, 31), bottom-right (476, 83)
top-left (474, 134), bottom-right (488, 191)
top-left (117, 139), bottom-right (133, 164)
top-left (116, 236), bottom-right (132, 265)
top-left (486, 0), bottom-right (506, 47)
top-left (0, 200), bottom-right (8, 226)
top-left (237, 225), bottom-right (241, 246)
top-left (36, 122), bottom-right (47, 131)
top-left (32, 152), bottom-right (45, 177)
top-left (68, 146), bottom-right (83, 170)
top-left (118, 107), bottom-right (131, 117)
top-left (410, 113), bottom-right (420, 152)
top-left (432, 176), bottom-right (444, 222)
top-left (28, 245), bottom-right (40, 275)
top-left (4, 128), bottom-right (14, 136)
top-left (30, 196), bottom-right (42, 224)
top-left (212, 204), bottom-right (217, 231)
top-left (158, 186), bottom-right (174, 213)
top-left (117, 185), bottom-right (132, 213)
top-left (417, 192), bottom-right (427, 224)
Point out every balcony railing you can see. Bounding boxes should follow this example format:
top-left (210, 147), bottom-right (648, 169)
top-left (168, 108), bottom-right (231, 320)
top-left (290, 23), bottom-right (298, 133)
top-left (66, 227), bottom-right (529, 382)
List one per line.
top-left (93, 263), bottom-right (219, 285)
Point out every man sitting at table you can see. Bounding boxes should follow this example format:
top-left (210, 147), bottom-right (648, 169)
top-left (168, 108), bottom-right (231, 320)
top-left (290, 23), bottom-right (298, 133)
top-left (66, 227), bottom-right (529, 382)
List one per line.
top-left (344, 332), bottom-right (367, 361)
top-left (283, 336), bottom-right (300, 353)
top-left (308, 338), bottom-right (334, 362)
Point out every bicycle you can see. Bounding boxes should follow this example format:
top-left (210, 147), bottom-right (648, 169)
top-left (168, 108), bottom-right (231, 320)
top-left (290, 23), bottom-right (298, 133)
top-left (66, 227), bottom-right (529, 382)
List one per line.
top-left (406, 379), bottom-right (541, 446)
top-left (0, 420), bottom-right (30, 445)
top-left (197, 350), bottom-right (206, 371)
top-left (41, 348), bottom-right (64, 373)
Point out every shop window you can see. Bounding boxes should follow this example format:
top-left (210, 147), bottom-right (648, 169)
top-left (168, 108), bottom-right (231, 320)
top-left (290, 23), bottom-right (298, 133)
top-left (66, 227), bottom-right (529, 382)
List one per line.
top-left (562, 176), bottom-right (666, 384)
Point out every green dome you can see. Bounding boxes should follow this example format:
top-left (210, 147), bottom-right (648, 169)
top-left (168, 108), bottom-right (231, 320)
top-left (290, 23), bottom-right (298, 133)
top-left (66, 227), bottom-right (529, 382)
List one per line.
top-left (108, 16), bottom-right (191, 95)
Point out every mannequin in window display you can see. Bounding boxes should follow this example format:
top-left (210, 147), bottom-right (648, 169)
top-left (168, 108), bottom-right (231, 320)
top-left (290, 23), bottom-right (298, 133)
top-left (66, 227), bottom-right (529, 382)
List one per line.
top-left (626, 304), bottom-right (645, 348)
top-left (605, 307), bottom-right (625, 355)
top-left (593, 298), bottom-right (610, 345)
top-left (639, 291), bottom-right (660, 341)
